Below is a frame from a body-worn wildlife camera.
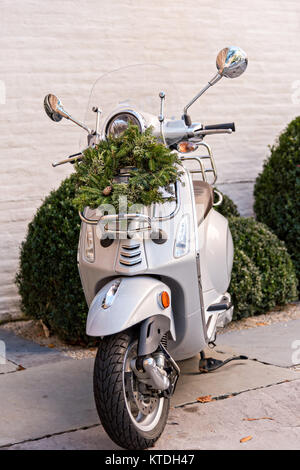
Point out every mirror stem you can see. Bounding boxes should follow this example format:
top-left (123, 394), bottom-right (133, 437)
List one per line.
top-left (183, 72), bottom-right (222, 117)
top-left (62, 111), bottom-right (91, 134)
top-left (56, 101), bottom-right (92, 134)
top-left (69, 117), bottom-right (91, 134)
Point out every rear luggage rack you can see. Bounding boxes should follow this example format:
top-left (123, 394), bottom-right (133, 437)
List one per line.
top-left (181, 143), bottom-right (222, 206)
top-left (180, 142), bottom-right (217, 184)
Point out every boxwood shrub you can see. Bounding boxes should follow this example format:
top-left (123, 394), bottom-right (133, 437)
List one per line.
top-left (16, 178), bottom-right (297, 343)
top-left (254, 116), bottom-right (300, 292)
top-left (16, 175), bottom-right (88, 344)
top-left (229, 247), bottom-right (262, 320)
top-left (229, 217), bottom-right (298, 315)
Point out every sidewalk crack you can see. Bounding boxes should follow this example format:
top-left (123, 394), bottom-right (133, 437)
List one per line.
top-left (174, 377), bottom-right (300, 408)
top-left (0, 423), bottom-right (101, 449)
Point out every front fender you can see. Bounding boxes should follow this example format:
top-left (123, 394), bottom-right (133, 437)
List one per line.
top-left (86, 276), bottom-right (176, 340)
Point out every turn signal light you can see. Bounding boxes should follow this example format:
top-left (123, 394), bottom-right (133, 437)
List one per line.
top-left (159, 291), bottom-right (170, 309)
top-left (177, 141), bottom-right (198, 153)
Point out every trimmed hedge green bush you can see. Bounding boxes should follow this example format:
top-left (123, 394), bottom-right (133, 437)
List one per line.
top-left (229, 217), bottom-right (298, 318)
top-left (16, 175), bottom-right (88, 344)
top-left (254, 117), bottom-right (300, 292)
top-left (16, 178), bottom-right (297, 343)
top-left (229, 247), bottom-right (263, 320)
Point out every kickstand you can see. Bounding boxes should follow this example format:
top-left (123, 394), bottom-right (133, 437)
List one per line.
top-left (198, 351), bottom-right (248, 373)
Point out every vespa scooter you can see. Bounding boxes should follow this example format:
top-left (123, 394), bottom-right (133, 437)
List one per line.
top-left (43, 46), bottom-right (248, 449)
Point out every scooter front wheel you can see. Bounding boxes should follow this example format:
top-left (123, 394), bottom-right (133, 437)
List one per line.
top-left (93, 332), bottom-right (170, 450)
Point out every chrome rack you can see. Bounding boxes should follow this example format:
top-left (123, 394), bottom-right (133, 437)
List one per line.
top-left (180, 143), bottom-right (222, 206)
top-left (180, 142), bottom-right (217, 185)
top-left (79, 182), bottom-right (181, 227)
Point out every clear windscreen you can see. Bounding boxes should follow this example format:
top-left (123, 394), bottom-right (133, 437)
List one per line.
top-left (79, 64), bottom-right (183, 148)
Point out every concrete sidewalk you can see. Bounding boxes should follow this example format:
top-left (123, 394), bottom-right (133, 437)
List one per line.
top-left (4, 380), bottom-right (299, 451)
top-left (0, 320), bottom-right (299, 450)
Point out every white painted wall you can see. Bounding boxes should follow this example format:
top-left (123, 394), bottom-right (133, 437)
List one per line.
top-left (1, 0), bottom-right (300, 319)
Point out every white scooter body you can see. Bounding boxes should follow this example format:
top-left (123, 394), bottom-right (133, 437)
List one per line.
top-left (78, 164), bottom-right (234, 361)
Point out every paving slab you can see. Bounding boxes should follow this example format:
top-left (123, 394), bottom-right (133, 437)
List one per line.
top-left (216, 319), bottom-right (300, 367)
top-left (174, 348), bottom-right (299, 406)
top-left (1, 347), bottom-right (299, 447)
top-left (0, 328), bottom-right (70, 369)
top-left (5, 380), bottom-right (300, 450)
top-left (0, 358), bottom-right (98, 447)
top-left (155, 379), bottom-right (300, 450)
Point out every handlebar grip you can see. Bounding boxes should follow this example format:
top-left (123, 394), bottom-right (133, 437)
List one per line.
top-left (68, 152), bottom-right (82, 164)
top-left (204, 122), bottom-right (235, 132)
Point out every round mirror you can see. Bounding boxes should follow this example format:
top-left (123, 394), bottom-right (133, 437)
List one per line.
top-left (44, 94), bottom-right (64, 122)
top-left (216, 46), bottom-right (248, 79)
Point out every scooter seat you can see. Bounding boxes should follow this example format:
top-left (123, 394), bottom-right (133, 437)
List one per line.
top-left (193, 180), bottom-right (214, 225)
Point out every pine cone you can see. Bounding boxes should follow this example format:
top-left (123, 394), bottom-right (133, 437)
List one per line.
top-left (103, 185), bottom-right (112, 196)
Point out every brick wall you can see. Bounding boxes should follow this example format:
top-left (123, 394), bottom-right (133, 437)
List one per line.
top-left (0, 0), bottom-right (299, 319)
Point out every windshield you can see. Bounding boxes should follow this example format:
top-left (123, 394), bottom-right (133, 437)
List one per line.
top-left (80, 64), bottom-right (183, 148)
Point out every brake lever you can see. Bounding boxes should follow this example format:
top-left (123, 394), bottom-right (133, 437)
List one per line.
top-left (192, 128), bottom-right (233, 136)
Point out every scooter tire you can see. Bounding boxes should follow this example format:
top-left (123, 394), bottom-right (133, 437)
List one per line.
top-left (93, 332), bottom-right (170, 450)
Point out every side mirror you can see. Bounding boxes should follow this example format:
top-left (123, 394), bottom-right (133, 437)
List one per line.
top-left (44, 94), bottom-right (64, 122)
top-left (216, 46), bottom-right (248, 79)
top-left (183, 46), bottom-right (248, 121)
top-left (43, 94), bottom-right (91, 133)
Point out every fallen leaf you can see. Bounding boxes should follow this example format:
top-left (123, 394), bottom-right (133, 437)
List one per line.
top-left (240, 435), bottom-right (253, 443)
top-left (48, 343), bottom-right (55, 349)
top-left (196, 395), bottom-right (213, 403)
top-left (256, 322), bottom-right (267, 326)
top-left (243, 417), bottom-right (274, 422)
top-left (17, 365), bottom-right (25, 371)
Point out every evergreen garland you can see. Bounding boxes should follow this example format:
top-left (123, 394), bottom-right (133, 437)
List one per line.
top-left (73, 125), bottom-right (183, 212)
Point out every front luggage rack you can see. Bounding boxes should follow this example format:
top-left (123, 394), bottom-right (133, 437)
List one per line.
top-left (79, 212), bottom-right (152, 233)
top-left (79, 182), bottom-right (180, 229)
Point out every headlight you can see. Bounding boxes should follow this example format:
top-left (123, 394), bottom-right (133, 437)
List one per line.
top-left (106, 112), bottom-right (142, 138)
top-left (84, 224), bottom-right (95, 263)
top-left (174, 214), bottom-right (190, 258)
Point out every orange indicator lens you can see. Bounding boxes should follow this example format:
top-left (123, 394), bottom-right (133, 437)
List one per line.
top-left (160, 291), bottom-right (170, 309)
top-left (177, 141), bottom-right (198, 153)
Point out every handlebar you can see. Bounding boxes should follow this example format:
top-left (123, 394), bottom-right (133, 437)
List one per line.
top-left (52, 152), bottom-right (82, 167)
top-left (52, 121), bottom-right (235, 168)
